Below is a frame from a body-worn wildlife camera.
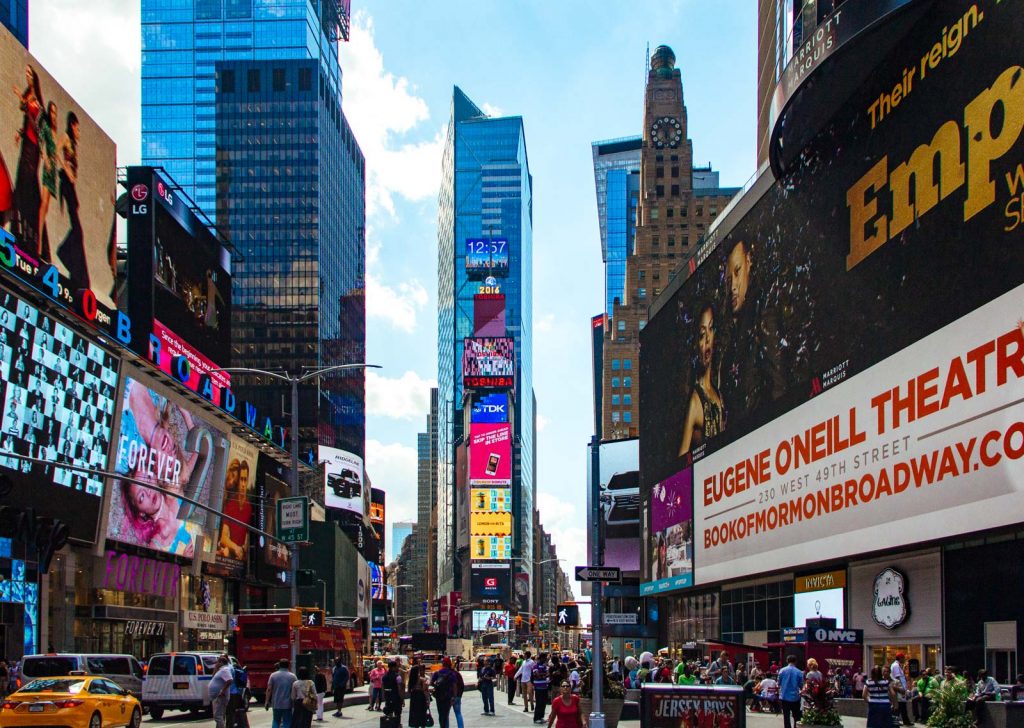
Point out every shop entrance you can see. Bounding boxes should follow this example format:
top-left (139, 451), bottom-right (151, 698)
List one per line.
top-left (869, 644), bottom-right (940, 676)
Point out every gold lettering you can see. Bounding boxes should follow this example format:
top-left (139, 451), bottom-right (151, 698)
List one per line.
top-left (889, 121), bottom-right (965, 237)
top-left (964, 66), bottom-right (1024, 220)
top-left (847, 157), bottom-right (889, 270)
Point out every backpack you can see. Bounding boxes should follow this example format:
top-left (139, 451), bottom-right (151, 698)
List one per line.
top-left (233, 666), bottom-right (248, 691)
top-left (433, 672), bottom-right (452, 702)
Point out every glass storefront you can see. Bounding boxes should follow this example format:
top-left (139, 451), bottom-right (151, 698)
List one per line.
top-left (869, 644), bottom-right (941, 677)
top-left (721, 578), bottom-right (794, 645)
top-left (661, 590), bottom-right (720, 656)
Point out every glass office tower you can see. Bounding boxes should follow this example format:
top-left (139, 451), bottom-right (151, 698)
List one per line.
top-left (141, 0), bottom-right (348, 220)
top-left (0, 0), bottom-right (27, 48)
top-left (592, 137), bottom-right (641, 318)
top-left (436, 87), bottom-right (534, 601)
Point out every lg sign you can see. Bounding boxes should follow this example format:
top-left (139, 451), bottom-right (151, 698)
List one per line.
top-left (130, 184), bottom-right (149, 215)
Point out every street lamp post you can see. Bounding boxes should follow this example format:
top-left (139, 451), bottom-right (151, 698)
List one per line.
top-left (210, 363), bottom-right (379, 665)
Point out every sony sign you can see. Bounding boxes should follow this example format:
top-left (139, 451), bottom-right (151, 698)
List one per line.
top-left (872, 567), bottom-right (909, 630)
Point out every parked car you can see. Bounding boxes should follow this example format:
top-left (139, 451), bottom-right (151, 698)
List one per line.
top-left (20, 654), bottom-right (144, 698)
top-left (142, 652), bottom-right (226, 720)
top-left (1, 675), bottom-right (142, 728)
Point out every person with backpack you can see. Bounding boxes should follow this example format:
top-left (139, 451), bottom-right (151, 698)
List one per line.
top-left (431, 657), bottom-right (460, 728)
top-left (531, 654), bottom-right (551, 724)
top-left (331, 658), bottom-right (350, 718)
top-left (228, 661), bottom-right (250, 728)
top-left (313, 666), bottom-right (328, 722)
top-left (209, 655), bottom-right (235, 728)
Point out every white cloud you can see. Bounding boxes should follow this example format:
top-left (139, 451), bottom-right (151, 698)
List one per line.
top-left (537, 414), bottom-right (550, 432)
top-left (341, 12), bottom-right (446, 216)
top-left (366, 273), bottom-right (429, 332)
top-left (30, 1), bottom-right (141, 165)
top-left (366, 370), bottom-right (436, 420)
top-left (536, 313), bottom-right (556, 333)
top-left (480, 102), bottom-right (505, 117)
top-left (536, 491), bottom-right (588, 600)
top-left (366, 439), bottom-right (419, 559)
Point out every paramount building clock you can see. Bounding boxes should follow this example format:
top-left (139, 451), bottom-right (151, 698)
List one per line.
top-left (651, 116), bottom-right (682, 148)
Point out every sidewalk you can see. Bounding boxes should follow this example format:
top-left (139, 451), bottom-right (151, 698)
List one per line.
top-left (339, 671), bottom-right (479, 707)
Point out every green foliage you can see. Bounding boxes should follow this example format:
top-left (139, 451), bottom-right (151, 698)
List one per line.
top-left (580, 669), bottom-right (626, 700)
top-left (799, 679), bottom-right (842, 727)
top-left (926, 679), bottom-right (975, 728)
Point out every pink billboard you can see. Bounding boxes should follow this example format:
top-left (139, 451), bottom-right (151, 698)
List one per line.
top-left (469, 423), bottom-right (512, 486)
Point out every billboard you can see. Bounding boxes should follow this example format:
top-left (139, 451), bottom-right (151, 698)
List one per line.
top-left (260, 468), bottom-right (291, 576)
top-left (125, 166), bottom-right (232, 369)
top-left (0, 288), bottom-right (120, 542)
top-left (597, 439), bottom-right (640, 573)
top-left (471, 487), bottom-right (511, 513)
top-left (320, 445), bottom-right (366, 515)
top-left (473, 293), bottom-right (506, 337)
top-left (472, 609), bottom-right (510, 632)
top-left (470, 512), bottom-right (512, 537)
top-left (640, 685), bottom-right (746, 728)
top-left (0, 30), bottom-right (118, 316)
top-left (463, 337), bottom-right (514, 389)
top-left (471, 564), bottom-right (511, 606)
top-left (471, 392), bottom-right (509, 423)
top-left (370, 487), bottom-right (385, 566)
top-left (469, 423), bottom-right (512, 486)
top-left (641, 468), bottom-right (693, 596)
top-left (465, 238), bottom-right (509, 277)
top-left (472, 535), bottom-right (511, 560)
top-left (639, 0), bottom-right (1024, 586)
top-left (214, 435), bottom-right (259, 573)
top-left (108, 374), bottom-right (230, 557)
top-left (370, 561), bottom-right (384, 600)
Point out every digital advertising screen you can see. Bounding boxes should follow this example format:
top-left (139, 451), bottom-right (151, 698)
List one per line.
top-left (125, 166), bottom-right (232, 370)
top-left (370, 487), bottom-right (385, 565)
top-left (794, 588), bottom-right (845, 629)
top-left (108, 374), bottom-right (231, 558)
top-left (465, 238), bottom-right (509, 277)
top-left (471, 487), bottom-right (511, 513)
top-left (0, 29), bottom-right (118, 318)
top-left (470, 512), bottom-right (512, 537)
top-left (468, 423), bottom-right (512, 486)
top-left (471, 392), bottom-right (509, 424)
top-left (462, 337), bottom-right (514, 389)
top-left (473, 294), bottom-right (506, 337)
top-left (641, 468), bottom-right (693, 596)
top-left (0, 288), bottom-right (120, 542)
top-left (597, 439), bottom-right (640, 574)
top-left (471, 564), bottom-right (510, 606)
top-left (472, 609), bottom-right (510, 632)
top-left (320, 445), bottom-right (366, 515)
top-left (214, 435), bottom-right (259, 573)
top-left (259, 468), bottom-right (292, 575)
top-left (639, 0), bottom-right (1024, 587)
top-left (640, 685), bottom-right (746, 728)
top-left (370, 561), bottom-right (385, 600)
top-left (472, 535), bottom-right (511, 561)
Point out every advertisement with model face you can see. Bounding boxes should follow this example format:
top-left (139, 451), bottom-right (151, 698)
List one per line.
top-left (0, 27), bottom-right (118, 314)
top-left (107, 373), bottom-right (230, 558)
top-left (469, 423), bottom-right (512, 486)
top-left (640, 0), bottom-right (1024, 586)
top-left (320, 444), bottom-right (365, 515)
top-left (215, 435), bottom-right (259, 573)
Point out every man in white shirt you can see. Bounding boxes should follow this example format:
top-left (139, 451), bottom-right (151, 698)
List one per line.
top-left (514, 652), bottom-right (537, 713)
top-left (890, 654), bottom-right (912, 726)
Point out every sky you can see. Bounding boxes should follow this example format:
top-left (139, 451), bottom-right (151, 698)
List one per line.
top-left (29, 0), bottom-right (756, 598)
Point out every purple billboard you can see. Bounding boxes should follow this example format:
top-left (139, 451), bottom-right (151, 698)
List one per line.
top-left (642, 468), bottom-right (693, 595)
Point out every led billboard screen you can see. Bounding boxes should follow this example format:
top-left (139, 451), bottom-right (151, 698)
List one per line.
top-left (0, 30), bottom-right (118, 317)
top-left (471, 564), bottom-right (510, 606)
top-left (370, 487), bottom-right (385, 565)
top-left (214, 435), bottom-right (259, 573)
top-left (641, 468), bottom-right (693, 596)
top-left (259, 467), bottom-right (291, 576)
top-left (471, 487), bottom-right (511, 513)
top-left (473, 294), bottom-right (506, 337)
top-left (108, 374), bottom-right (230, 557)
top-left (471, 392), bottom-right (509, 423)
top-left (596, 439), bottom-right (640, 573)
top-left (469, 423), bottom-right (512, 486)
top-left (0, 288), bottom-right (120, 542)
top-left (465, 238), bottom-right (509, 277)
top-left (320, 445), bottom-right (366, 516)
top-left (472, 610), bottom-right (510, 632)
top-left (639, 0), bottom-right (1024, 586)
top-left (472, 535), bottom-right (511, 560)
top-left (470, 512), bottom-right (512, 537)
top-left (463, 337), bottom-right (514, 389)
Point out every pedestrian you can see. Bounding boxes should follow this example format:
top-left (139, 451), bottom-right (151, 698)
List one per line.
top-left (778, 655), bottom-right (804, 728)
top-left (479, 658), bottom-right (497, 715)
top-left (913, 668), bottom-right (938, 722)
top-left (451, 659), bottom-right (466, 728)
top-left (0, 660), bottom-right (9, 700)
top-left (890, 654), bottom-right (912, 726)
top-left (291, 666), bottom-right (317, 728)
top-left (265, 659), bottom-right (298, 728)
top-left (1011, 674), bottom-right (1024, 701)
top-left (547, 681), bottom-right (587, 728)
top-left (532, 654), bottom-right (551, 724)
top-left (209, 655), bottom-right (235, 728)
top-left (408, 665), bottom-right (431, 728)
top-left (229, 660), bottom-right (249, 728)
top-left (505, 658), bottom-right (518, 704)
top-left (431, 656), bottom-right (460, 728)
top-left (382, 660), bottom-right (406, 725)
top-left (802, 658), bottom-right (824, 710)
top-left (494, 655), bottom-right (505, 693)
top-left (331, 658), bottom-right (349, 718)
top-left (515, 651), bottom-right (537, 713)
top-left (864, 666), bottom-right (892, 728)
top-left (967, 668), bottom-right (1000, 716)
top-left (711, 651), bottom-right (735, 684)
top-left (368, 660), bottom-right (387, 711)
top-left (313, 666), bottom-right (328, 722)
top-left (568, 662), bottom-right (581, 693)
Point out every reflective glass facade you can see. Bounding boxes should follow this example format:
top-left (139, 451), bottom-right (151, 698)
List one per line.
top-left (142, 0), bottom-right (343, 220)
top-left (0, 0), bottom-right (27, 48)
top-left (215, 57), bottom-right (366, 458)
top-left (437, 87), bottom-right (534, 597)
top-left (591, 138), bottom-right (641, 318)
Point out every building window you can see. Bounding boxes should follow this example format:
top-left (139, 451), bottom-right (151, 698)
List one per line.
top-left (656, 154), bottom-right (664, 163)
top-left (617, 319), bottom-right (626, 331)
top-left (611, 359), bottom-right (620, 371)
top-left (299, 68), bottom-right (313, 91)
top-left (246, 69), bottom-right (260, 92)
top-left (638, 288), bottom-right (646, 299)
top-left (638, 270), bottom-right (646, 279)
top-left (671, 155), bottom-right (679, 162)
top-left (656, 185), bottom-right (665, 198)
top-left (667, 208), bottom-right (674, 218)
top-left (651, 237), bottom-right (659, 247)
top-left (671, 166), bottom-right (680, 177)
top-left (656, 166), bottom-right (664, 178)
top-left (624, 359), bottom-right (633, 370)
top-left (671, 185), bottom-right (680, 196)
top-left (611, 377), bottom-right (620, 388)
top-left (272, 68), bottom-right (285, 92)
top-left (623, 377), bottom-right (632, 388)
top-left (697, 207), bottom-right (704, 215)
top-left (219, 69), bottom-right (235, 93)
top-left (668, 236), bottom-right (675, 247)
top-left (611, 411), bottom-right (620, 423)
top-left (650, 207), bottom-right (659, 220)
top-left (612, 395), bottom-right (620, 405)
top-left (624, 411), bottom-right (632, 423)
top-left (624, 394), bottom-right (632, 405)
top-left (681, 207), bottom-right (688, 217)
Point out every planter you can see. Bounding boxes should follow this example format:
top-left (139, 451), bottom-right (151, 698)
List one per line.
top-left (797, 723), bottom-right (842, 728)
top-left (580, 698), bottom-right (625, 728)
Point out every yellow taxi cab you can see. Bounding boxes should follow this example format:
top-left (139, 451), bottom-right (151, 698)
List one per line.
top-left (0, 674), bottom-right (142, 728)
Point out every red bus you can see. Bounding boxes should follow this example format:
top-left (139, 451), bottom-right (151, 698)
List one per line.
top-left (236, 609), bottom-right (365, 702)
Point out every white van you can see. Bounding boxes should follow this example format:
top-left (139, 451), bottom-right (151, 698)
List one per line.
top-left (20, 654), bottom-right (145, 697)
top-left (142, 652), bottom-right (228, 720)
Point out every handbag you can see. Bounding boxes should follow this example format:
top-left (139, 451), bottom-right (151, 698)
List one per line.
top-left (303, 682), bottom-right (318, 712)
top-left (426, 709), bottom-right (435, 727)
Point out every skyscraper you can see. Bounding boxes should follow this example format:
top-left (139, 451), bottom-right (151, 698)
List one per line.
top-left (0, 0), bottom-right (27, 48)
top-left (142, 2), bottom-right (364, 461)
top-left (411, 388), bottom-right (438, 618)
top-left (592, 137), bottom-right (641, 319)
top-left (602, 46), bottom-right (738, 441)
top-left (436, 87), bottom-right (534, 607)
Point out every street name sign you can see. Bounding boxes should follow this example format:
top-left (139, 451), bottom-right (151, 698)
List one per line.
top-left (575, 566), bottom-right (621, 582)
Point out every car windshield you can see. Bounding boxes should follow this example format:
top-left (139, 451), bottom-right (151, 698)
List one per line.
top-left (19, 678), bottom-right (87, 694)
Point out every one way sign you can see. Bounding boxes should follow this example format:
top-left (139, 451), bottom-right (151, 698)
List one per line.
top-left (575, 566), bottom-right (621, 583)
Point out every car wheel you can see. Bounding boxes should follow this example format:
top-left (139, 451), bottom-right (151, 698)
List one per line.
top-left (90, 711), bottom-right (103, 728)
top-left (130, 707), bottom-right (142, 728)
top-left (149, 707), bottom-right (163, 721)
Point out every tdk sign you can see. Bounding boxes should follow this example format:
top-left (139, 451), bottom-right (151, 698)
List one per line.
top-left (472, 393), bottom-right (509, 423)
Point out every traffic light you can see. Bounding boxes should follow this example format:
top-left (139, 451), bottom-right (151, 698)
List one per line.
top-left (530, 616), bottom-right (537, 631)
top-left (515, 615), bottom-right (523, 628)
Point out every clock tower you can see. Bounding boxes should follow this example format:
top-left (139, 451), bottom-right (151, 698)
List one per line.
top-left (601, 45), bottom-right (736, 440)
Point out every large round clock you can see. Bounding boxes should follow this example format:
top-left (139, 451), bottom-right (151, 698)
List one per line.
top-left (651, 116), bottom-right (682, 148)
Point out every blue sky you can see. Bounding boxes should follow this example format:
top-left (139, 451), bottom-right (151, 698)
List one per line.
top-left (30, 0), bottom-right (756, 590)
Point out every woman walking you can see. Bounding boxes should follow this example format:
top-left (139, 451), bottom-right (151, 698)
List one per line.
top-left (408, 665), bottom-right (431, 728)
top-left (290, 666), bottom-right (317, 728)
top-left (547, 682), bottom-right (587, 728)
top-left (864, 666), bottom-right (892, 728)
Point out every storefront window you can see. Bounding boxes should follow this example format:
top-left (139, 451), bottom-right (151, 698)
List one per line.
top-left (869, 644), bottom-right (941, 676)
top-left (721, 579), bottom-right (793, 645)
top-left (663, 590), bottom-right (720, 655)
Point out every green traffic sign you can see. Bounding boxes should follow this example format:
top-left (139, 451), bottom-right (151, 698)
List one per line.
top-left (276, 496), bottom-right (309, 543)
